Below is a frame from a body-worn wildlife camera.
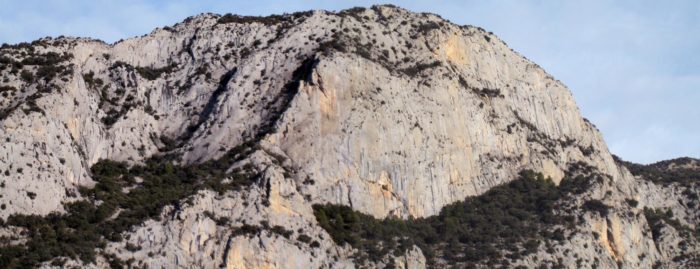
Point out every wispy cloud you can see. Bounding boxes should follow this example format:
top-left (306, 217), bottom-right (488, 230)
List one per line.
top-left (0, 0), bottom-right (697, 163)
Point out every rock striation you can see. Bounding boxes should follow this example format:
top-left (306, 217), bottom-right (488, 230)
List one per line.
top-left (0, 5), bottom-right (697, 269)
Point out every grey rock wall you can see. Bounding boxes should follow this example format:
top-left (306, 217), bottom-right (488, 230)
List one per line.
top-left (0, 5), bottom-right (696, 269)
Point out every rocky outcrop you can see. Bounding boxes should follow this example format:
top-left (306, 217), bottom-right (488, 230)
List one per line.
top-left (0, 5), bottom-right (696, 269)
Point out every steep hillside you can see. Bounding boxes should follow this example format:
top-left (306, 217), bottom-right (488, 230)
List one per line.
top-left (0, 5), bottom-right (696, 269)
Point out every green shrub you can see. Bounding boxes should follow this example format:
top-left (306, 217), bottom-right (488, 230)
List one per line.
top-left (35, 65), bottom-right (59, 81)
top-left (135, 64), bottom-right (176, 80)
top-left (13, 51), bottom-right (73, 83)
top-left (616, 156), bottom-right (700, 188)
top-left (271, 225), bottom-right (293, 239)
top-left (582, 200), bottom-right (609, 216)
top-left (472, 87), bottom-right (504, 98)
top-left (0, 86), bottom-right (17, 94)
top-left (20, 52), bottom-right (71, 66)
top-left (417, 21), bottom-right (441, 34)
top-left (82, 71), bottom-right (103, 89)
top-left (338, 7), bottom-right (367, 21)
top-left (310, 241), bottom-right (320, 248)
top-left (559, 175), bottom-right (594, 195)
top-left (643, 207), bottom-right (697, 242)
top-left (0, 141), bottom-right (260, 268)
top-left (399, 61), bottom-right (441, 76)
top-left (314, 170), bottom-right (578, 267)
top-left (20, 70), bottom-right (34, 82)
top-left (218, 14), bottom-right (285, 25)
top-left (297, 234), bottom-right (312, 243)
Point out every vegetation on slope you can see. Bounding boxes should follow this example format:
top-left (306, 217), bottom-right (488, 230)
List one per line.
top-left (616, 156), bottom-right (699, 212)
top-left (0, 142), bottom-right (259, 269)
top-left (314, 170), bottom-right (601, 268)
top-left (643, 207), bottom-right (700, 266)
top-left (615, 156), bottom-right (700, 188)
top-left (612, 157), bottom-right (700, 267)
top-left (0, 43), bottom-right (74, 120)
top-left (217, 11), bottom-right (312, 26)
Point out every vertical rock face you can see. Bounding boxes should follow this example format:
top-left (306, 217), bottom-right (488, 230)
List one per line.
top-left (0, 5), bottom-right (697, 269)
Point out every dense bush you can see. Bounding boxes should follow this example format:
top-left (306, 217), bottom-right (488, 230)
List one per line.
top-left (643, 207), bottom-right (700, 266)
top-left (217, 11), bottom-right (311, 25)
top-left (472, 87), bottom-right (504, 98)
top-left (643, 207), bottom-right (698, 241)
top-left (82, 71), bottom-right (103, 89)
top-left (582, 200), bottom-right (609, 216)
top-left (20, 52), bottom-right (71, 66)
top-left (0, 141), bottom-right (260, 268)
top-left (218, 14), bottom-right (286, 25)
top-left (0, 86), bottom-right (16, 98)
top-left (616, 156), bottom-right (699, 188)
top-left (15, 51), bottom-right (73, 83)
top-left (35, 64), bottom-right (68, 82)
top-left (417, 21), bottom-right (442, 34)
top-left (337, 7), bottom-right (368, 21)
top-left (314, 170), bottom-right (587, 267)
top-left (20, 70), bottom-right (34, 82)
top-left (135, 64), bottom-right (176, 81)
top-left (559, 174), bottom-right (600, 195)
top-left (318, 38), bottom-right (348, 54)
top-left (399, 61), bottom-right (441, 76)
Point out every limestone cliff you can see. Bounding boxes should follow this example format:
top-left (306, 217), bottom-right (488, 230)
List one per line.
top-left (0, 5), bottom-right (696, 269)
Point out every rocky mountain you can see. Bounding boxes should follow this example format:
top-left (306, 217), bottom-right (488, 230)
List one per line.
top-left (0, 5), bottom-right (697, 269)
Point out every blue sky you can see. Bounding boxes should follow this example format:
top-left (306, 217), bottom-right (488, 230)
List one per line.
top-left (1, 0), bottom-right (698, 164)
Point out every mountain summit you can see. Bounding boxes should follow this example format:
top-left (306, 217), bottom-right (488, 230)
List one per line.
top-left (0, 5), bottom-right (697, 269)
